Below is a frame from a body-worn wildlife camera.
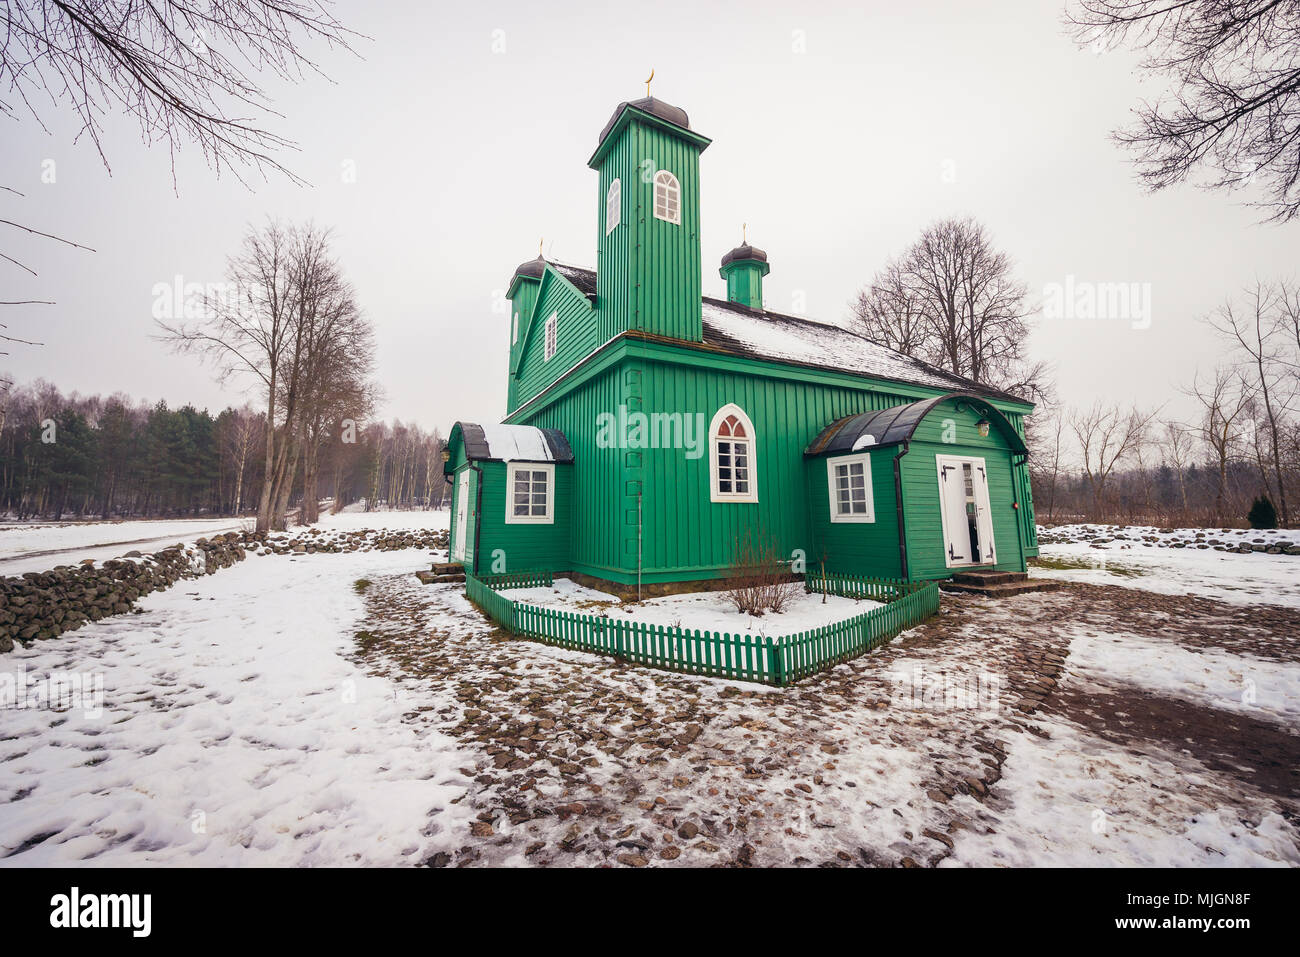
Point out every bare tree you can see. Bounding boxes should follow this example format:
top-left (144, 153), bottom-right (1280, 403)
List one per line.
top-left (1186, 365), bottom-right (1256, 521)
top-left (1069, 401), bottom-right (1160, 517)
top-left (293, 238), bottom-right (377, 525)
top-left (1027, 409), bottom-right (1067, 522)
top-left (158, 220), bottom-right (374, 532)
top-left (1161, 419), bottom-right (1196, 517)
top-left (1207, 280), bottom-right (1295, 524)
top-left (1067, 1), bottom-right (1300, 221)
top-left (1, 0), bottom-right (357, 185)
top-left (1, 2), bottom-right (356, 373)
top-left (850, 216), bottom-right (1048, 400)
top-left (224, 406), bottom-right (262, 516)
top-left (851, 258), bottom-right (930, 356)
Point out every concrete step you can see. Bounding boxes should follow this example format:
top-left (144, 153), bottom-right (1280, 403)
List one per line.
top-left (939, 579), bottom-right (1061, 598)
top-left (416, 570), bottom-right (466, 585)
top-left (950, 569), bottom-right (1027, 586)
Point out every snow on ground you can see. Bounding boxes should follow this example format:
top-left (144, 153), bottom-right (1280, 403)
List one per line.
top-left (0, 547), bottom-right (473, 866)
top-left (935, 596), bottom-right (1300, 868)
top-left (0, 519), bottom-right (248, 576)
top-left (945, 709), bottom-right (1298, 868)
top-left (0, 509), bottom-right (448, 576)
top-left (1039, 523), bottom-right (1298, 549)
top-left (359, 577), bottom-right (1300, 867)
top-left (1065, 628), bottom-right (1300, 725)
top-left (3, 509), bottom-right (1295, 867)
top-left (506, 577), bottom-right (882, 638)
top-left (314, 508), bottom-right (448, 534)
top-left (1031, 540), bottom-right (1300, 607)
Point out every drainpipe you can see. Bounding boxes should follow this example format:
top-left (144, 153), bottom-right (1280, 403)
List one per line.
top-left (469, 461), bottom-right (485, 577)
top-left (893, 441), bottom-right (910, 580)
top-left (1012, 451), bottom-right (1029, 565)
top-left (637, 490), bottom-right (643, 602)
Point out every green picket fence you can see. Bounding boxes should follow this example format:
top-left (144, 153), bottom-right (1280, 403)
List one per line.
top-left (803, 571), bottom-right (914, 602)
top-left (463, 572), bottom-right (939, 686)
top-left (477, 570), bottom-right (554, 590)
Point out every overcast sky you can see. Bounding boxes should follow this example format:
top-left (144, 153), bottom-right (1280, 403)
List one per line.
top-left (3, 0), bottom-right (1296, 432)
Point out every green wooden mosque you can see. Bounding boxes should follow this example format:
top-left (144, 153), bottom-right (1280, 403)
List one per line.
top-left (445, 94), bottom-right (1038, 590)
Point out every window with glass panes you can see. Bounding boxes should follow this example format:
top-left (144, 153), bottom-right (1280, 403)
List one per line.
top-left (715, 414), bottom-right (751, 497)
top-left (506, 463), bottom-right (553, 523)
top-left (827, 454), bottom-right (874, 522)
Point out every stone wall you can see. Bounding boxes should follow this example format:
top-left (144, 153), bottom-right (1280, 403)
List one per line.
top-left (0, 526), bottom-right (450, 653)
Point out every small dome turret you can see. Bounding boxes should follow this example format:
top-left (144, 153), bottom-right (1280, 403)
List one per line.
top-left (719, 239), bottom-right (770, 310)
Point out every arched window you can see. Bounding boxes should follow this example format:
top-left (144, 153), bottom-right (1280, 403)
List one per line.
top-left (544, 312), bottom-right (558, 361)
top-left (653, 170), bottom-right (680, 224)
top-left (605, 178), bottom-right (621, 234)
top-left (512, 310), bottom-right (519, 345)
top-left (709, 404), bottom-right (757, 502)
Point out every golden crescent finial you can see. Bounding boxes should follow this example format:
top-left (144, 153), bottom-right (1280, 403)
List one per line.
top-left (645, 68), bottom-right (654, 97)
top-left (538, 237), bottom-right (543, 257)
top-left (742, 222), bottom-right (747, 244)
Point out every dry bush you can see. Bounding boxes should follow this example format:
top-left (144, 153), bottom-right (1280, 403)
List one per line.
top-left (726, 528), bottom-right (801, 616)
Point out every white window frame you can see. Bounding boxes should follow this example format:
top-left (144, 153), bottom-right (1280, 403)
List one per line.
top-left (505, 462), bottom-right (555, 525)
top-left (606, 178), bottom-right (621, 234)
top-left (709, 404), bottom-right (758, 503)
top-left (512, 310), bottom-right (519, 345)
top-left (543, 312), bottom-right (558, 361)
top-left (653, 170), bottom-right (681, 224)
top-left (826, 453), bottom-right (875, 523)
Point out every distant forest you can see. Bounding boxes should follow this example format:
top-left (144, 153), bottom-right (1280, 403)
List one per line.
top-left (0, 381), bottom-right (448, 521)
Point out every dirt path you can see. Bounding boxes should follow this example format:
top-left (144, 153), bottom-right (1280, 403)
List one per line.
top-left (355, 576), bottom-right (1299, 867)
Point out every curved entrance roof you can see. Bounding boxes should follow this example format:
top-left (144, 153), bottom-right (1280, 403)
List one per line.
top-left (804, 392), bottom-right (1027, 457)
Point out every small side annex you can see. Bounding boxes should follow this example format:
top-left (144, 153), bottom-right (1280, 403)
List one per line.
top-left (444, 422), bottom-right (573, 576)
top-left (804, 392), bottom-right (1031, 582)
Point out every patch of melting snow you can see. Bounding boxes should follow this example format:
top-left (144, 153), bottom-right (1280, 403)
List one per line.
top-left (1031, 541), bottom-right (1300, 607)
top-left (505, 578), bottom-right (882, 639)
top-left (0, 549), bottom-right (472, 866)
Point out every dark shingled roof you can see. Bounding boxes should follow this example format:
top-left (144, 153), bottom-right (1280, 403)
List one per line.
top-left (597, 97), bottom-right (691, 149)
top-left (720, 244), bottom-right (768, 268)
top-left (805, 394), bottom-right (1028, 456)
top-left (533, 264), bottom-right (1026, 404)
top-left (550, 262), bottom-right (597, 297)
top-left (512, 256), bottom-right (547, 283)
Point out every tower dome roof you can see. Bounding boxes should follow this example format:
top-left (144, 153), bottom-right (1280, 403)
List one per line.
top-left (512, 255), bottom-right (546, 282)
top-left (597, 97), bottom-right (691, 148)
top-left (720, 244), bottom-right (768, 268)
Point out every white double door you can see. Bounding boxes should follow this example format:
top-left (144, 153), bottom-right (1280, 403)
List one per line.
top-left (936, 455), bottom-right (996, 567)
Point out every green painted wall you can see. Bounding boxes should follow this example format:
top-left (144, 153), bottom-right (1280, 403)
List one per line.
top-left (470, 460), bottom-right (572, 575)
top-left (719, 259), bottom-right (767, 310)
top-left (522, 365), bottom-right (630, 581)
top-left (505, 275), bottom-right (541, 410)
top-left (512, 269), bottom-right (598, 411)
top-left (594, 115), bottom-right (705, 343)
top-left (897, 398), bottom-right (1029, 579)
top-left (510, 351), bottom-right (1033, 585)
top-left (806, 450), bottom-right (905, 579)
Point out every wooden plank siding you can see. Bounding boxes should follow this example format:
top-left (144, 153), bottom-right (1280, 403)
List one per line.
top-left (595, 119), bottom-right (705, 345)
top-left (471, 460), bottom-right (572, 576)
top-left (511, 349), bottom-right (1034, 585)
top-left (512, 269), bottom-right (599, 410)
top-left (899, 397), bottom-right (1028, 579)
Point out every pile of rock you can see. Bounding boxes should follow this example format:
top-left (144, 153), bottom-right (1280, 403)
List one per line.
top-left (0, 524), bottom-right (450, 654)
top-left (249, 527), bottom-right (449, 555)
top-left (1036, 525), bottom-right (1300, 555)
top-left (0, 534), bottom-right (248, 652)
